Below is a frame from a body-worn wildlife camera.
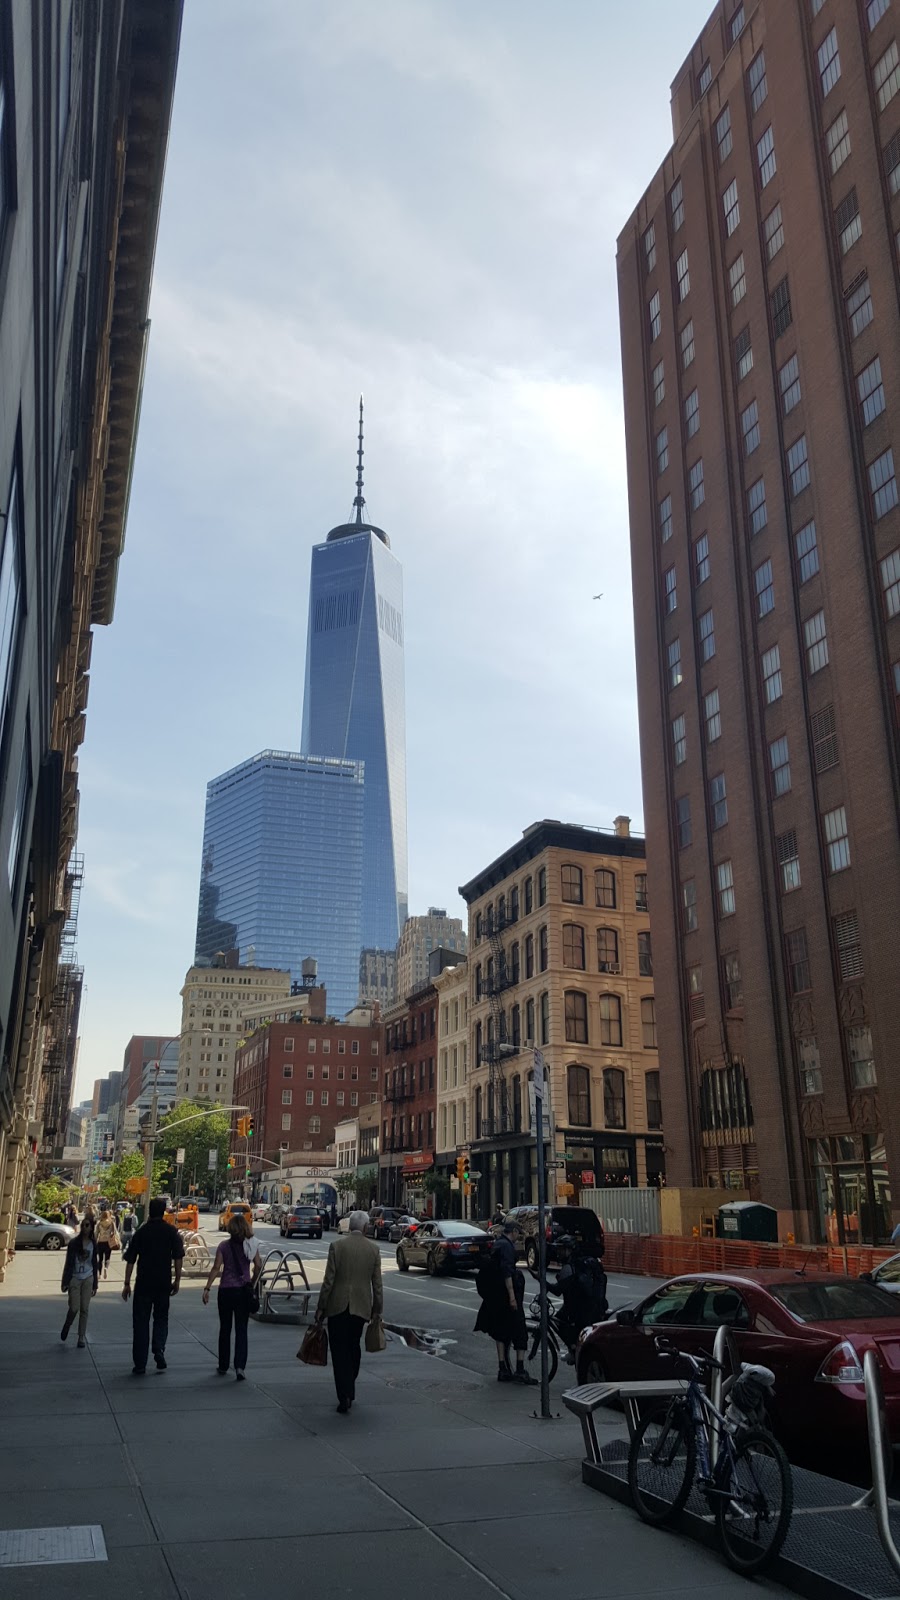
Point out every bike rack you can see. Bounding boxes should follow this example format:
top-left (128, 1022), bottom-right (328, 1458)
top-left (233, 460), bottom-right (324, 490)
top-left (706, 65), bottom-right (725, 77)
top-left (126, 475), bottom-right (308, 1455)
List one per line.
top-left (254, 1248), bottom-right (318, 1324)
top-left (851, 1349), bottom-right (900, 1580)
top-left (181, 1230), bottom-right (213, 1273)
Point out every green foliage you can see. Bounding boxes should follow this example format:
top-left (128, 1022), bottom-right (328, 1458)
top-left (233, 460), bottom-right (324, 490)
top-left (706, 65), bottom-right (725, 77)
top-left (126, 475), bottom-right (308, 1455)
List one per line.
top-left (101, 1151), bottom-right (166, 1203)
top-left (32, 1177), bottom-right (73, 1218)
top-left (333, 1170), bottom-right (357, 1209)
top-left (422, 1172), bottom-right (451, 1216)
top-left (156, 1099), bottom-right (231, 1194)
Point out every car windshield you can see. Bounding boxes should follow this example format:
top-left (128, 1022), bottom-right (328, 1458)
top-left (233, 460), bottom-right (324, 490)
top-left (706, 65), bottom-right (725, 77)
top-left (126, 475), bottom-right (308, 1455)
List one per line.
top-left (295, 1207), bottom-right (317, 1215)
top-left (439, 1223), bottom-right (485, 1238)
top-left (771, 1281), bottom-right (900, 1322)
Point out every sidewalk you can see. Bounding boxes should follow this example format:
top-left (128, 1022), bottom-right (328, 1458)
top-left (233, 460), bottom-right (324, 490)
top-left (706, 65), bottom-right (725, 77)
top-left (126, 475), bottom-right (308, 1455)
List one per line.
top-left (0, 1251), bottom-right (791, 1599)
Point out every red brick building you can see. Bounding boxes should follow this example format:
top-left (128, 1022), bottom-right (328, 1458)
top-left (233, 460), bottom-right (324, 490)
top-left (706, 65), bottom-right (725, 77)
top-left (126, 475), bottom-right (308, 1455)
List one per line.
top-left (380, 985), bottom-right (438, 1208)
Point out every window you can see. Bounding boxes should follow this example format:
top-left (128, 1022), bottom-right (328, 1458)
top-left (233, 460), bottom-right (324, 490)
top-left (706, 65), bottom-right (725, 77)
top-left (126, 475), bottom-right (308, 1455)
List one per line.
top-left (698, 60), bottom-right (712, 95)
top-left (668, 638), bottom-right (683, 688)
top-left (561, 863), bottom-right (584, 904)
top-left (811, 704), bottom-right (838, 770)
top-left (769, 735), bottom-right (791, 796)
top-left (320, 1090), bottom-right (329, 1106)
top-left (730, 4), bottom-right (746, 42)
top-left (540, 992), bottom-right (550, 1045)
top-left (6, 725), bottom-right (30, 891)
top-left (659, 494), bottom-right (673, 543)
top-left (281, 1087), bottom-right (293, 1106)
top-left (771, 276), bottom-right (792, 336)
top-left (690, 533), bottom-right (709, 588)
top-left (524, 876), bottom-right (533, 914)
top-left (638, 931), bottom-right (653, 977)
top-left (710, 772), bottom-right (728, 829)
top-left (564, 990), bottom-right (588, 1045)
top-left (826, 109), bottom-right (851, 174)
top-left (881, 548), bottom-right (900, 618)
top-left (538, 925), bottom-right (548, 971)
top-left (644, 222), bottom-right (657, 273)
top-left (603, 1068), bottom-right (625, 1129)
top-left (309, 1115), bottom-right (321, 1133)
top-left (642, 1000), bottom-right (658, 1051)
top-left (795, 519), bottom-right (819, 583)
top-left (649, 291), bottom-right (661, 341)
top-left (687, 963), bottom-right (705, 1020)
top-left (682, 878), bottom-right (698, 932)
top-left (742, 399), bottom-right (760, 455)
top-left (847, 1026), bottom-right (876, 1088)
top-left (824, 805), bottom-right (850, 871)
top-left (0, 462), bottom-right (24, 756)
top-left (676, 795), bottom-right (692, 850)
top-left (759, 644), bottom-right (779, 701)
top-left (868, 0), bottom-right (890, 26)
top-left (636, 873), bottom-right (649, 912)
top-left (704, 688), bottom-right (721, 742)
top-left (698, 607), bottom-right (715, 661)
top-left (284, 1037), bottom-right (294, 1051)
top-left (748, 50), bottom-right (768, 113)
top-left (663, 565), bottom-right (677, 614)
top-left (786, 928), bottom-right (811, 994)
top-left (787, 435), bottom-right (810, 497)
top-left (755, 558), bottom-right (774, 616)
top-left (600, 995), bottom-right (623, 1047)
top-left (684, 388), bottom-right (700, 438)
top-left (526, 997), bottom-right (535, 1041)
top-left (858, 357), bottom-right (885, 427)
top-left (846, 275), bottom-right (873, 338)
top-left (779, 354), bottom-right (801, 415)
top-left (562, 923), bottom-right (586, 970)
top-left (652, 360), bottom-right (665, 406)
top-left (777, 828), bottom-right (801, 891)
top-left (748, 478), bottom-right (768, 536)
top-left (717, 859), bottom-right (736, 916)
top-left (351, 1040), bottom-right (360, 1055)
top-left (886, 131), bottom-right (900, 195)
top-left (538, 866), bottom-right (547, 905)
top-left (670, 177), bottom-right (684, 230)
top-left (681, 319), bottom-right (695, 368)
top-left (729, 253), bottom-right (746, 305)
top-left (567, 1065), bottom-right (591, 1127)
top-left (756, 126), bottom-right (776, 186)
top-left (804, 609), bottom-right (829, 673)
top-left (717, 106), bottom-right (733, 162)
top-left (306, 1089), bottom-right (314, 1105)
top-left (676, 249), bottom-right (690, 301)
top-left (798, 1036), bottom-right (822, 1096)
top-left (597, 927), bottom-right (619, 972)
top-left (735, 326), bottom-right (753, 382)
top-left (834, 910), bottom-right (862, 979)
top-left (283, 1063), bottom-right (293, 1079)
top-left (874, 40), bottom-right (900, 108)
top-left (810, 0), bottom-right (826, 13)
top-left (656, 427), bottom-right (669, 474)
top-left (281, 1113), bottom-right (292, 1131)
top-left (818, 27), bottom-right (841, 96)
top-left (836, 188), bottom-right (861, 254)
top-left (595, 868), bottom-right (616, 908)
top-left (870, 450), bottom-right (898, 518)
top-left (723, 178), bottom-right (740, 234)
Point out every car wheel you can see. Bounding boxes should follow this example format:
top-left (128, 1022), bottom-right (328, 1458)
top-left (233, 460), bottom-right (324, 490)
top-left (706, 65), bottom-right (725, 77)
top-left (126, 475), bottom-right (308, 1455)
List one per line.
top-left (583, 1355), bottom-right (608, 1385)
top-left (397, 1248), bottom-right (409, 1272)
top-left (524, 1240), bottom-right (538, 1270)
top-left (42, 1233), bottom-right (63, 1251)
top-left (427, 1252), bottom-right (440, 1276)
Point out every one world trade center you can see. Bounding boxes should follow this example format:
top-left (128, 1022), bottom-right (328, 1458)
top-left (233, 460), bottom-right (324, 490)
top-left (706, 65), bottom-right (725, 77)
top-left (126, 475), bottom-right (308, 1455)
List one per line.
top-left (300, 402), bottom-right (408, 953)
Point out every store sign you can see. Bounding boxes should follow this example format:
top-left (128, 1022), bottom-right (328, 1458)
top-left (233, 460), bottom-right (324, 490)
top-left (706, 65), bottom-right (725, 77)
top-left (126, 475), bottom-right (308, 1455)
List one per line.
top-left (581, 1170), bottom-right (595, 1187)
top-left (403, 1152), bottom-right (433, 1173)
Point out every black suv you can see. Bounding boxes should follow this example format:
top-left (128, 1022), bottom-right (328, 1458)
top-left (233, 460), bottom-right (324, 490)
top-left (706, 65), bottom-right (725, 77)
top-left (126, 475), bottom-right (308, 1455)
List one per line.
top-left (366, 1207), bottom-right (405, 1241)
top-left (280, 1205), bottom-right (323, 1240)
top-left (494, 1205), bottom-right (605, 1269)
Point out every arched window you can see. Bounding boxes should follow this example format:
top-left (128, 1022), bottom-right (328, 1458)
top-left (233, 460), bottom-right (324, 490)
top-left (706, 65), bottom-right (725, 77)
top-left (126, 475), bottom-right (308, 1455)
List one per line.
top-left (595, 868), bottom-right (616, 909)
top-left (525, 934), bottom-right (534, 978)
top-left (567, 1065), bottom-right (591, 1126)
top-left (540, 992), bottom-right (550, 1045)
top-left (513, 1075), bottom-right (522, 1131)
top-left (561, 863), bottom-right (584, 904)
top-left (511, 1004), bottom-right (521, 1045)
top-left (474, 962), bottom-right (482, 1000)
top-left (525, 997), bottom-right (535, 1042)
top-left (510, 941), bottom-right (520, 983)
top-left (475, 1020), bottom-right (483, 1064)
top-left (562, 923), bottom-right (586, 969)
top-left (537, 866), bottom-right (547, 906)
top-left (599, 993), bottom-right (623, 1046)
top-left (475, 1084), bottom-right (483, 1138)
top-left (538, 925), bottom-right (548, 971)
top-left (564, 989), bottom-right (588, 1044)
top-left (603, 1068), bottom-right (626, 1129)
top-left (641, 997), bottom-right (657, 1048)
top-left (597, 927), bottom-right (619, 972)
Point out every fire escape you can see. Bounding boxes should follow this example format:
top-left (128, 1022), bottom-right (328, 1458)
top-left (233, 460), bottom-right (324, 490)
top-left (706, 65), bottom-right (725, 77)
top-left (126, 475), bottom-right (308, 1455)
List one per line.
top-left (481, 904), bottom-right (517, 1137)
top-left (40, 854), bottom-right (85, 1162)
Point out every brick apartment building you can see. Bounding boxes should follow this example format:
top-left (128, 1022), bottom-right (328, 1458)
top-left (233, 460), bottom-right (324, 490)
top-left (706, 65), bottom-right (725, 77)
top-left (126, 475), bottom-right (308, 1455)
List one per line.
top-left (380, 986), bottom-right (438, 1208)
top-left (618, 0), bottom-right (900, 1242)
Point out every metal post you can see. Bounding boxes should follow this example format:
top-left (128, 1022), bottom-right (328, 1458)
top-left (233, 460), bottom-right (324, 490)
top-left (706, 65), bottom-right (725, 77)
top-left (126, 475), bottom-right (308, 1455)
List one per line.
top-left (535, 1080), bottom-right (551, 1420)
top-left (709, 1322), bottom-right (729, 1467)
top-left (141, 1075), bottom-right (159, 1224)
top-left (856, 1348), bottom-right (900, 1577)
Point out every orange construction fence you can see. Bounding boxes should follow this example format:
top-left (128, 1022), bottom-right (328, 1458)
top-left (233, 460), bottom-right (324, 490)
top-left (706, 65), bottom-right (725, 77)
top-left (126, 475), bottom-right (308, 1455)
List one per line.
top-left (602, 1231), bottom-right (894, 1280)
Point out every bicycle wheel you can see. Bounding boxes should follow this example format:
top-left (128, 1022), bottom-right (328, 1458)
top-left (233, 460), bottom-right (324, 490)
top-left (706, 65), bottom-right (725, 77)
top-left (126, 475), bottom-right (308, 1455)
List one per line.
top-left (628, 1404), bottom-right (696, 1526)
top-left (715, 1427), bottom-right (793, 1576)
top-left (527, 1330), bottom-right (559, 1384)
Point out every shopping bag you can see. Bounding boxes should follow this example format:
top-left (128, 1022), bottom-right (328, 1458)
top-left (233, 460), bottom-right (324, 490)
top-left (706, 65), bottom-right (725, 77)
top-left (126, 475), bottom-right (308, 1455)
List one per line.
top-left (297, 1322), bottom-right (328, 1366)
top-left (365, 1316), bottom-right (386, 1353)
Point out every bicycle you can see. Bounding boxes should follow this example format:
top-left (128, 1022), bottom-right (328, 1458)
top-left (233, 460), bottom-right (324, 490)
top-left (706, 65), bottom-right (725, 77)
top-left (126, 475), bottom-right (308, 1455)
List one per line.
top-left (627, 1336), bottom-right (793, 1576)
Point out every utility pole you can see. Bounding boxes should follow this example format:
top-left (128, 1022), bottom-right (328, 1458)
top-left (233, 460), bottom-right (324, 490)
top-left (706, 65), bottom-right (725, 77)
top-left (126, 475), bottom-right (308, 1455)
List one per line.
top-left (533, 1049), bottom-right (551, 1421)
top-left (140, 1067), bottom-right (159, 1225)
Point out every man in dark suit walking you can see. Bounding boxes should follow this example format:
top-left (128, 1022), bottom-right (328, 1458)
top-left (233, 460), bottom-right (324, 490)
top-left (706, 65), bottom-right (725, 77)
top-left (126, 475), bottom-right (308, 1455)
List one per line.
top-left (316, 1210), bottom-right (383, 1413)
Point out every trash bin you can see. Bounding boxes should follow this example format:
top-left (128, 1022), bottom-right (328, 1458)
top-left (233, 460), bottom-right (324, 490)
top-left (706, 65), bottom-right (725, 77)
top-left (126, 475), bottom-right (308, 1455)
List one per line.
top-left (716, 1201), bottom-right (778, 1242)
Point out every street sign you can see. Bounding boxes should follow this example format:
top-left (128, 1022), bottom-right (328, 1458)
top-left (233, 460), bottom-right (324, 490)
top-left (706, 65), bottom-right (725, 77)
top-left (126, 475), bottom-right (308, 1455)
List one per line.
top-left (528, 1081), bottom-right (551, 1138)
top-left (125, 1177), bottom-right (147, 1195)
top-left (466, 1169), bottom-right (482, 1180)
top-left (547, 1159), bottom-right (567, 1169)
top-left (175, 1147), bottom-right (186, 1166)
top-left (450, 1176), bottom-right (460, 1190)
top-left (208, 1148), bottom-right (218, 1170)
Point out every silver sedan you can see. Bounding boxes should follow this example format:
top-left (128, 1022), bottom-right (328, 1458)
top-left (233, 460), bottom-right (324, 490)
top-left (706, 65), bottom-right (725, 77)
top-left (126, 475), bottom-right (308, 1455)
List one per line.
top-left (15, 1212), bottom-right (75, 1251)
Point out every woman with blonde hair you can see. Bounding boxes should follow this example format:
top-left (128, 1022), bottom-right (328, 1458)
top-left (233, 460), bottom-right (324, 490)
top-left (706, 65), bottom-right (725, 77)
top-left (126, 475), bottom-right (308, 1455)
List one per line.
top-left (202, 1212), bottom-right (265, 1379)
top-left (94, 1206), bottom-right (120, 1280)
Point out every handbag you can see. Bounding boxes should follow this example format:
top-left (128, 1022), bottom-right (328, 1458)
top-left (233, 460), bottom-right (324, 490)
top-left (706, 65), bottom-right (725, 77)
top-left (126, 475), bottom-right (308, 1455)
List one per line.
top-left (365, 1315), bottom-right (386, 1353)
top-left (297, 1321), bottom-right (328, 1366)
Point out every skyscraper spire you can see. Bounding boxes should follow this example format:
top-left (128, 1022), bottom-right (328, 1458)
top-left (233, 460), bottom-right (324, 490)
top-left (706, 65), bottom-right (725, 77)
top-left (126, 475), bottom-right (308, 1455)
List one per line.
top-left (354, 395), bottom-right (365, 525)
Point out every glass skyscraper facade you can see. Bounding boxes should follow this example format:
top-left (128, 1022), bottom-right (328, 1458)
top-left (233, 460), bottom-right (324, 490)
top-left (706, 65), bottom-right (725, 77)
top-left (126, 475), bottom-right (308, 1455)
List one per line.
top-left (194, 752), bottom-right (365, 1019)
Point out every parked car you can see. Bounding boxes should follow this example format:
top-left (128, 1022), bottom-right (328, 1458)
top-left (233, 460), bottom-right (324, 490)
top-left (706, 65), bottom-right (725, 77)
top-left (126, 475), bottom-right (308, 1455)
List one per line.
top-left (366, 1207), bottom-right (406, 1241)
top-left (575, 1268), bottom-right (900, 1483)
top-left (397, 1220), bottom-right (493, 1276)
top-left (15, 1212), bottom-right (75, 1251)
top-left (280, 1205), bottom-right (323, 1240)
top-left (218, 1200), bottom-right (253, 1233)
top-left (253, 1204), bottom-right (268, 1221)
top-left (387, 1214), bottom-right (419, 1243)
top-left (195, 1196), bottom-right (211, 1213)
top-left (864, 1254), bottom-right (900, 1295)
top-left (494, 1205), bottom-right (605, 1270)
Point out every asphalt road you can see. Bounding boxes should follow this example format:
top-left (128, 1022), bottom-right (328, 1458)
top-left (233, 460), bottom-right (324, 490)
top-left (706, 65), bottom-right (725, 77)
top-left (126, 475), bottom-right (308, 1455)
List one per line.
top-left (249, 1221), bottom-right (664, 1383)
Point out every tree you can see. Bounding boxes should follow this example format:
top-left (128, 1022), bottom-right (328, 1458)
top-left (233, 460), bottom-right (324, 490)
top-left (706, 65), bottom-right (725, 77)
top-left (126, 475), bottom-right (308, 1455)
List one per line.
top-left (333, 1170), bottom-right (357, 1213)
top-left (32, 1177), bottom-right (72, 1219)
top-left (156, 1099), bottom-right (231, 1197)
top-left (102, 1151), bottom-right (166, 1203)
top-left (355, 1165), bottom-right (378, 1207)
top-left (422, 1172), bottom-right (451, 1217)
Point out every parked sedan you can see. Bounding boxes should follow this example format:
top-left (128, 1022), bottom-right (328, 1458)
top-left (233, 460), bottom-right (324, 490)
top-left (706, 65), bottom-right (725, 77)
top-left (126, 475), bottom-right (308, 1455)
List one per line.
top-left (280, 1205), bottom-right (322, 1240)
top-left (865, 1254), bottom-right (900, 1295)
top-left (397, 1221), bottom-right (492, 1276)
top-left (387, 1214), bottom-right (419, 1243)
top-left (15, 1212), bottom-right (75, 1252)
top-left (575, 1268), bottom-right (900, 1483)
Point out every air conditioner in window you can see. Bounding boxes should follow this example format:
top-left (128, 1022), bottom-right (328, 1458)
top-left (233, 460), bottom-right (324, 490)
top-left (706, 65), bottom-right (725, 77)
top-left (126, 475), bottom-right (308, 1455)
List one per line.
top-left (598, 963), bottom-right (621, 974)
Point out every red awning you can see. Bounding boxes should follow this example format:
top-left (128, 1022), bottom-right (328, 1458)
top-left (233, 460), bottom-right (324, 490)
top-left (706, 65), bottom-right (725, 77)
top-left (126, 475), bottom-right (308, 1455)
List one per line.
top-left (402, 1152), bottom-right (433, 1173)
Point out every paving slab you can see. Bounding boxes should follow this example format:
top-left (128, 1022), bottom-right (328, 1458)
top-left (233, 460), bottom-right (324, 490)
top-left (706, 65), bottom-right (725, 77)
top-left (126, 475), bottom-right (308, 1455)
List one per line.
top-left (0, 1543), bottom-right (179, 1600)
top-left (144, 1476), bottom-right (415, 1542)
top-left (125, 1434), bottom-right (357, 1484)
top-left (326, 1420), bottom-right (549, 1473)
top-left (98, 1375), bottom-right (281, 1411)
top-left (0, 1487), bottom-right (156, 1550)
top-left (380, 1457), bottom-right (584, 1523)
top-left (114, 1401), bottom-right (313, 1444)
top-left (0, 1411), bottom-right (123, 1448)
top-left (0, 1444), bottom-right (132, 1494)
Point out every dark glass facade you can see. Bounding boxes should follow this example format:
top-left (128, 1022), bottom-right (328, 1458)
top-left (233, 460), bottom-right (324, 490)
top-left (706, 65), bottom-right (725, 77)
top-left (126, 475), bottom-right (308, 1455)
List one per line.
top-left (194, 751), bottom-right (365, 1018)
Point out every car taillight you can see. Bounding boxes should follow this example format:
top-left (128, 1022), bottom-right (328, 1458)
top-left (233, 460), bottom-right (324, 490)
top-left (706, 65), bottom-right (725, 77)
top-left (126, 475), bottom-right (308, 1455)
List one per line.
top-left (815, 1340), bottom-right (865, 1385)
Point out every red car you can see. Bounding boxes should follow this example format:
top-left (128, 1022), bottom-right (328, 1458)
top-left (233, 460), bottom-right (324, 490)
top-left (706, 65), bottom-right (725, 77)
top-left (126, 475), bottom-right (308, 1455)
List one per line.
top-left (576, 1269), bottom-right (900, 1483)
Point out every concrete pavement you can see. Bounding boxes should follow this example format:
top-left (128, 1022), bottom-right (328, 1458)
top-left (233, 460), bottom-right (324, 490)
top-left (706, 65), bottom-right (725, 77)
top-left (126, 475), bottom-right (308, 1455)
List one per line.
top-left (0, 1246), bottom-right (792, 1599)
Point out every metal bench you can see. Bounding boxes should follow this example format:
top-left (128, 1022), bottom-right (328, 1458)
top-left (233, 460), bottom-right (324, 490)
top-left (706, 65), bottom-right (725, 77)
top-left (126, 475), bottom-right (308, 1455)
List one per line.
top-left (562, 1379), bottom-right (689, 1465)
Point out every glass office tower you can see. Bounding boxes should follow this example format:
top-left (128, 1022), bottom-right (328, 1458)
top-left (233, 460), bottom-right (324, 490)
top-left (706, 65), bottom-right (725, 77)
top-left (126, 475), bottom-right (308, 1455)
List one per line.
top-left (300, 413), bottom-right (408, 951)
top-left (194, 752), bottom-right (365, 1018)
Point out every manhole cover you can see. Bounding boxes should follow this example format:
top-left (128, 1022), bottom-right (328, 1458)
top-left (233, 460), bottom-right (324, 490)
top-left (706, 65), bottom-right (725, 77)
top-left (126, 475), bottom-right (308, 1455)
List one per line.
top-left (0, 1526), bottom-right (108, 1568)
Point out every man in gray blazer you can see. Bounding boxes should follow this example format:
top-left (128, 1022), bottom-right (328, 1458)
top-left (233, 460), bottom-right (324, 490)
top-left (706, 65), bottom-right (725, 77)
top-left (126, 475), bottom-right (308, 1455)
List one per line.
top-left (317, 1210), bottom-right (383, 1412)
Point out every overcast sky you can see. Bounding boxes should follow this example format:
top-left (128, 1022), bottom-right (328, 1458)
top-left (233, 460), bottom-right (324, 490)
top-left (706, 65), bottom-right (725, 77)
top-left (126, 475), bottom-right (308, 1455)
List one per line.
top-left (73, 0), bottom-right (712, 1101)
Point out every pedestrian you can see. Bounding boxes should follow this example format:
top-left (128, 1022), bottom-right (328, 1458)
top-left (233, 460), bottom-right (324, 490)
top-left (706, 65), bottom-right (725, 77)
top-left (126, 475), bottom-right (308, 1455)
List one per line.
top-left (61, 1216), bottom-right (98, 1347)
top-left (65, 1201), bottom-right (79, 1229)
top-left (315, 1210), bottom-right (383, 1414)
top-left (474, 1218), bottom-right (537, 1385)
top-left (121, 1197), bottom-right (184, 1375)
top-left (202, 1213), bottom-right (269, 1379)
top-left (330, 1204), bottom-right (338, 1229)
top-left (94, 1206), bottom-right (120, 1280)
top-left (120, 1207), bottom-right (135, 1244)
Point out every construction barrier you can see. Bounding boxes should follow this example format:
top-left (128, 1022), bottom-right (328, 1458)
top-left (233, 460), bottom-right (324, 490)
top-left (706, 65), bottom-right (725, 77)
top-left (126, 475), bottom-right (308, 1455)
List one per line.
top-left (602, 1231), bottom-right (894, 1280)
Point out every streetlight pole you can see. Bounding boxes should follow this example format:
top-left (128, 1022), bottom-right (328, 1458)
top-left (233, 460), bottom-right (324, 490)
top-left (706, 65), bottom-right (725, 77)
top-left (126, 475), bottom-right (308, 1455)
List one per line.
top-left (140, 1064), bottom-right (160, 1224)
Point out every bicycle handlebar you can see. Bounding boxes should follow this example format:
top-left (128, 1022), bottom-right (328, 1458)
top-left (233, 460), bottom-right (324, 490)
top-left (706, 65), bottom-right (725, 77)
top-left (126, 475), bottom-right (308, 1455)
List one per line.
top-left (653, 1334), bottom-right (723, 1373)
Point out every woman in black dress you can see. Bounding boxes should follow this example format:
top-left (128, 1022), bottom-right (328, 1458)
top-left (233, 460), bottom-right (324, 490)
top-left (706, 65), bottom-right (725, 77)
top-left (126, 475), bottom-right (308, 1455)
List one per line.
top-left (474, 1220), bottom-right (537, 1384)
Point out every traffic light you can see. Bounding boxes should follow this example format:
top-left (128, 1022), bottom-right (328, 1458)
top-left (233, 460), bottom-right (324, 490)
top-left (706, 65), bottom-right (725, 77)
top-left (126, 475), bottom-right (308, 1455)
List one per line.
top-left (227, 1157), bottom-right (233, 1170)
top-left (463, 1154), bottom-right (470, 1183)
top-left (236, 1115), bottom-right (249, 1138)
top-left (456, 1155), bottom-right (466, 1182)
top-left (248, 1115), bottom-right (255, 1139)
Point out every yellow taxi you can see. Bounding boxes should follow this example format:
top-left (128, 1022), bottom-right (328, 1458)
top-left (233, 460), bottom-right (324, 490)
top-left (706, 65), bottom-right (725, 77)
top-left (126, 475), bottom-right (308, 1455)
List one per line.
top-left (218, 1200), bottom-right (253, 1233)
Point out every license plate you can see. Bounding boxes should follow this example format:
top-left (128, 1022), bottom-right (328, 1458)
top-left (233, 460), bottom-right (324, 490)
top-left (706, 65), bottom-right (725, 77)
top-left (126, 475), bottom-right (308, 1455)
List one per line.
top-left (469, 1244), bottom-right (479, 1253)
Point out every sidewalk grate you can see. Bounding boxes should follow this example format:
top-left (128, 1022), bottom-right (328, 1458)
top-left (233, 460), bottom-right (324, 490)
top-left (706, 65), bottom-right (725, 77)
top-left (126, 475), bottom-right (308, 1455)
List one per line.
top-left (0, 1526), bottom-right (108, 1568)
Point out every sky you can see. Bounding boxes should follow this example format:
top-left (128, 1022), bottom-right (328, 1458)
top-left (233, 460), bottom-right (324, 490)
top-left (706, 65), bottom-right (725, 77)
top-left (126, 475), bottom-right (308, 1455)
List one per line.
top-left (73, 0), bottom-right (713, 1101)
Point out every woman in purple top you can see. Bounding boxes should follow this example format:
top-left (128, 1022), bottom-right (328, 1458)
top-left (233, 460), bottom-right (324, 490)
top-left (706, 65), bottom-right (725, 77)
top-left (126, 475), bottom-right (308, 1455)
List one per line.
top-left (202, 1214), bottom-right (264, 1379)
